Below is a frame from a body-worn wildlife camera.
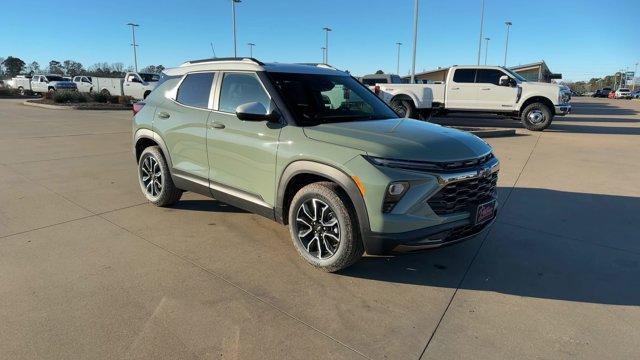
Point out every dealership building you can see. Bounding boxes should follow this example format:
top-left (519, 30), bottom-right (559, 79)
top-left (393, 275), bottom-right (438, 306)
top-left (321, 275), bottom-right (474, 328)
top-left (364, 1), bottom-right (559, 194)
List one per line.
top-left (403, 60), bottom-right (562, 83)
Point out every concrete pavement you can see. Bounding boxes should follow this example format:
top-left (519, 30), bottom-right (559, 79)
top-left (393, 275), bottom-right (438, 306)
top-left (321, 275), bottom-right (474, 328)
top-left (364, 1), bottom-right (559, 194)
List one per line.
top-left (0, 97), bottom-right (638, 359)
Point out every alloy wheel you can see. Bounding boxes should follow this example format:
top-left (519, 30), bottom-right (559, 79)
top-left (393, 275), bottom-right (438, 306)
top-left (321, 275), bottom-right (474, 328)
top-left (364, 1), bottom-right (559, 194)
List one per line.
top-left (295, 198), bottom-right (341, 259)
top-left (140, 155), bottom-right (162, 197)
top-left (528, 109), bottom-right (545, 124)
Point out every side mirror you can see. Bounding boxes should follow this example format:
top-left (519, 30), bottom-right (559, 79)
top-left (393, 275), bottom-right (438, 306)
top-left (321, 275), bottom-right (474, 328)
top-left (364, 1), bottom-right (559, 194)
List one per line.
top-left (499, 75), bottom-right (511, 86)
top-left (235, 102), bottom-right (278, 122)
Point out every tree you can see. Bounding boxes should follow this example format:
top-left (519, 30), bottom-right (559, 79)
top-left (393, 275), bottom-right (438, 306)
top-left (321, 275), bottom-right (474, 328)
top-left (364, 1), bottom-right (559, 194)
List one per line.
top-left (26, 61), bottom-right (41, 75)
top-left (2, 56), bottom-right (26, 77)
top-left (375, 70), bottom-right (384, 74)
top-left (141, 65), bottom-right (165, 74)
top-left (62, 60), bottom-right (84, 77)
top-left (48, 60), bottom-right (64, 74)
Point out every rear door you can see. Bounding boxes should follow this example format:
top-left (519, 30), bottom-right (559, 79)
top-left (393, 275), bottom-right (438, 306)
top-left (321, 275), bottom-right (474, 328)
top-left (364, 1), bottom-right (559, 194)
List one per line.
top-left (154, 71), bottom-right (216, 182)
top-left (474, 69), bottom-right (518, 110)
top-left (446, 68), bottom-right (478, 109)
top-left (206, 71), bottom-right (282, 207)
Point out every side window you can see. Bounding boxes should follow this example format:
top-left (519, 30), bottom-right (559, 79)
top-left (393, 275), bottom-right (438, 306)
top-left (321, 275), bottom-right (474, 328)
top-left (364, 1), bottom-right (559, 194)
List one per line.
top-left (218, 73), bottom-right (270, 113)
top-left (176, 72), bottom-right (215, 108)
top-left (476, 69), bottom-right (505, 85)
top-left (73, 77), bottom-right (79, 82)
top-left (452, 69), bottom-right (476, 83)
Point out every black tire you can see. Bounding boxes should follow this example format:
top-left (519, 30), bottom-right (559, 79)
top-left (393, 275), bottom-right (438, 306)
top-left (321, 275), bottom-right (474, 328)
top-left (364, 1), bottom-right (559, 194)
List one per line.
top-left (520, 102), bottom-right (553, 131)
top-left (17, 86), bottom-right (25, 96)
top-left (101, 89), bottom-right (111, 97)
top-left (288, 182), bottom-right (364, 272)
top-left (137, 146), bottom-right (182, 206)
top-left (390, 98), bottom-right (417, 118)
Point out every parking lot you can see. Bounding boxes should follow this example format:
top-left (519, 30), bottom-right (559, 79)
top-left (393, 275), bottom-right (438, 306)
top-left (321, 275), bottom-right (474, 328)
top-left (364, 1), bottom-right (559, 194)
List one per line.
top-left (0, 97), bottom-right (639, 359)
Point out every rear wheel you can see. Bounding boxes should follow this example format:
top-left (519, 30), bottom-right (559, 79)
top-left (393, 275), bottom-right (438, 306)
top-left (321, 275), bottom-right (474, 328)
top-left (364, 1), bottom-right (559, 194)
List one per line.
top-left (520, 102), bottom-right (553, 131)
top-left (137, 146), bottom-right (182, 206)
top-left (17, 86), bottom-right (25, 96)
top-left (390, 98), bottom-right (416, 118)
top-left (100, 89), bottom-right (111, 97)
top-left (288, 182), bottom-right (363, 272)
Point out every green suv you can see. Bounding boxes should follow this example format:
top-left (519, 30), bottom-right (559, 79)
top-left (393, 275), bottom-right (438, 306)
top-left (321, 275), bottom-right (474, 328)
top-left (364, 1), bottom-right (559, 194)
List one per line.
top-left (133, 58), bottom-right (499, 272)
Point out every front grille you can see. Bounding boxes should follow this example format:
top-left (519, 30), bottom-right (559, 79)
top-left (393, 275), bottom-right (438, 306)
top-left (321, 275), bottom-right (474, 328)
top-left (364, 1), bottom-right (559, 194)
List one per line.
top-left (428, 172), bottom-right (498, 216)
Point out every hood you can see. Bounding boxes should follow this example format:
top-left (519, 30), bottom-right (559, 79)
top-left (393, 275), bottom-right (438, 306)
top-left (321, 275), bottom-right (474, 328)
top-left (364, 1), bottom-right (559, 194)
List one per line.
top-left (521, 81), bottom-right (561, 91)
top-left (303, 118), bottom-right (492, 162)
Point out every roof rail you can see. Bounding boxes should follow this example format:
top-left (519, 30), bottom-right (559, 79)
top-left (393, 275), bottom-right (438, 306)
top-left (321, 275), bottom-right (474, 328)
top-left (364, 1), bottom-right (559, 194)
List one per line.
top-left (181, 57), bottom-right (264, 66)
top-left (296, 63), bottom-right (338, 70)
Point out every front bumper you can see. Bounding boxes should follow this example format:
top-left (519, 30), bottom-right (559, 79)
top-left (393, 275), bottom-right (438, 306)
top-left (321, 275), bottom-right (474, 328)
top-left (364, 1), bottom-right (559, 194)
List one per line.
top-left (555, 104), bottom-right (571, 116)
top-left (363, 209), bottom-right (497, 254)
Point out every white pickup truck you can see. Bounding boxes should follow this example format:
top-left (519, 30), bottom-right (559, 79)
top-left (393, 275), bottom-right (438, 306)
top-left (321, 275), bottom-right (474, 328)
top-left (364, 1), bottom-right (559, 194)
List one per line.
top-left (73, 72), bottom-right (159, 100)
top-left (29, 75), bottom-right (78, 94)
top-left (369, 65), bottom-right (572, 131)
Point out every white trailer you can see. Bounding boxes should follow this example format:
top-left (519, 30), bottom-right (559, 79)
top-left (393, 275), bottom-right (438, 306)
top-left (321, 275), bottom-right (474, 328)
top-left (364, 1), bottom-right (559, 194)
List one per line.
top-left (8, 75), bottom-right (33, 95)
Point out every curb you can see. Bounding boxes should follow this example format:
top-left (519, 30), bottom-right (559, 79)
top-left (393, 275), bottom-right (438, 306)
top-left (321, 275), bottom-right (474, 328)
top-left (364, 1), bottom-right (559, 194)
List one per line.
top-left (451, 126), bottom-right (517, 138)
top-left (22, 101), bottom-right (71, 110)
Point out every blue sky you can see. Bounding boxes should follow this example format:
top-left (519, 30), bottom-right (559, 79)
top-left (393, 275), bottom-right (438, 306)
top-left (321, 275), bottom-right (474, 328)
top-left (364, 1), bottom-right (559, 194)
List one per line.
top-left (1, 0), bottom-right (638, 81)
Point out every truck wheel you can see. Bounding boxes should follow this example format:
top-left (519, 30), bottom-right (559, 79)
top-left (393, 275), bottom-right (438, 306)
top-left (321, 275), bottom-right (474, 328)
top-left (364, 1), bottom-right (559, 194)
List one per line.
top-left (48, 87), bottom-right (55, 93)
top-left (521, 102), bottom-right (553, 131)
top-left (288, 182), bottom-right (364, 272)
top-left (391, 98), bottom-right (416, 118)
top-left (137, 146), bottom-right (182, 206)
top-left (101, 89), bottom-right (111, 97)
top-left (17, 86), bottom-right (25, 96)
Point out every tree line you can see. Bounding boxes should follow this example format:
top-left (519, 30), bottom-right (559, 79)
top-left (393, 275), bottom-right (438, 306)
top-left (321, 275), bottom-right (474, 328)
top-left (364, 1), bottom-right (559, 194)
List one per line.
top-left (0, 56), bottom-right (164, 79)
top-left (565, 73), bottom-right (635, 94)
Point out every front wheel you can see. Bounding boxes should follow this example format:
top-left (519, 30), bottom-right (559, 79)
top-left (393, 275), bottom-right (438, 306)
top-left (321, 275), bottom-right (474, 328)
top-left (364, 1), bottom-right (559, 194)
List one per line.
top-left (17, 86), bottom-right (25, 96)
top-left (137, 146), bottom-right (182, 206)
top-left (288, 182), bottom-right (363, 272)
top-left (520, 102), bottom-right (553, 131)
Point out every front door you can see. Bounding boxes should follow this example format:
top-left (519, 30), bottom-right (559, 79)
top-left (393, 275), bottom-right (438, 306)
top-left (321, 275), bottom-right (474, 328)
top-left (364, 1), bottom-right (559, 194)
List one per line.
top-left (154, 72), bottom-right (216, 182)
top-left (474, 69), bottom-right (518, 110)
top-left (124, 74), bottom-right (145, 99)
top-left (207, 72), bottom-right (282, 207)
top-left (446, 68), bottom-right (479, 109)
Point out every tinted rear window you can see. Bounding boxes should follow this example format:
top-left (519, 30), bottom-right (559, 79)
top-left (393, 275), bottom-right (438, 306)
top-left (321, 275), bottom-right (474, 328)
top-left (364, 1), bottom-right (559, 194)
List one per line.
top-left (453, 69), bottom-right (476, 83)
top-left (361, 78), bottom-right (387, 85)
top-left (176, 72), bottom-right (215, 108)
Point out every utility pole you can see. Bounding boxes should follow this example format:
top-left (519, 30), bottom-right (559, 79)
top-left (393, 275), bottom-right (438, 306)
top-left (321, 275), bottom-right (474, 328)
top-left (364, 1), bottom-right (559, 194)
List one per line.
top-left (634, 62), bottom-right (638, 90)
top-left (321, 47), bottom-right (326, 63)
top-left (247, 42), bottom-right (255, 58)
top-left (484, 37), bottom-right (490, 65)
top-left (322, 27), bottom-right (332, 64)
top-left (503, 21), bottom-right (512, 66)
top-left (210, 42), bottom-right (217, 58)
top-left (126, 23), bottom-right (139, 72)
top-left (231, 0), bottom-right (241, 57)
top-left (410, 0), bottom-right (419, 83)
top-left (476, 0), bottom-right (485, 65)
top-left (396, 42), bottom-right (402, 75)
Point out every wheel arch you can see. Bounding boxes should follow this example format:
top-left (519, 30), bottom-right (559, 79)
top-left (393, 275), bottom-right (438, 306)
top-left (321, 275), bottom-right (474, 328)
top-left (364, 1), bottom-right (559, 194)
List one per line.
top-left (133, 129), bottom-right (173, 168)
top-left (276, 161), bottom-right (370, 235)
top-left (519, 96), bottom-right (555, 116)
top-left (390, 93), bottom-right (417, 107)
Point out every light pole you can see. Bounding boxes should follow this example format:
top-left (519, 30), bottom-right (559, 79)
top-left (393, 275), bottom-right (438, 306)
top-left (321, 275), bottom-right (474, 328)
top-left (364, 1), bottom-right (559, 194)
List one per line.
top-left (231, 0), bottom-right (241, 57)
top-left (126, 23), bottom-right (139, 72)
top-left (484, 37), bottom-right (490, 65)
top-left (395, 42), bottom-right (402, 75)
top-left (247, 42), bottom-right (255, 58)
top-left (503, 21), bottom-right (512, 66)
top-left (410, 0), bottom-right (419, 83)
top-left (210, 42), bottom-right (217, 58)
top-left (321, 47), bottom-right (326, 63)
top-left (476, 0), bottom-right (485, 65)
top-left (634, 62), bottom-right (638, 90)
top-left (322, 27), bottom-right (332, 64)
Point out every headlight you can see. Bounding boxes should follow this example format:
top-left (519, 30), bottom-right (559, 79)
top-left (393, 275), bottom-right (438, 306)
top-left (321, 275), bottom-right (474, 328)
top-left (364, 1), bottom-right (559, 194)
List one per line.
top-left (382, 181), bottom-right (409, 213)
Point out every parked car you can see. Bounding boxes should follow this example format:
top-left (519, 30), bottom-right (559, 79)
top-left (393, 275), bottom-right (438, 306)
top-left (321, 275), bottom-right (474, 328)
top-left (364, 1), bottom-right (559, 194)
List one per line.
top-left (7, 75), bottom-right (33, 95)
top-left (598, 87), bottom-right (613, 98)
top-left (72, 76), bottom-right (93, 93)
top-left (608, 89), bottom-right (616, 99)
top-left (615, 88), bottom-right (632, 99)
top-left (82, 72), bottom-right (158, 100)
top-left (30, 75), bottom-right (77, 94)
top-left (358, 73), bottom-right (404, 86)
top-left (132, 58), bottom-right (500, 271)
top-left (631, 89), bottom-right (640, 99)
top-left (368, 65), bottom-right (571, 131)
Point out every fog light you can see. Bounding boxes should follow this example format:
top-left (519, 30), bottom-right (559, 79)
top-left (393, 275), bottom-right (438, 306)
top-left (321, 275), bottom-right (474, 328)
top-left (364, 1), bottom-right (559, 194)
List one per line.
top-left (382, 181), bottom-right (409, 213)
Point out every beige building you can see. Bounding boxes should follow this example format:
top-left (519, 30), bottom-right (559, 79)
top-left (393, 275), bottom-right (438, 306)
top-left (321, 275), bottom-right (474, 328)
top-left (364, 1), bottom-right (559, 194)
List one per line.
top-left (403, 60), bottom-right (562, 83)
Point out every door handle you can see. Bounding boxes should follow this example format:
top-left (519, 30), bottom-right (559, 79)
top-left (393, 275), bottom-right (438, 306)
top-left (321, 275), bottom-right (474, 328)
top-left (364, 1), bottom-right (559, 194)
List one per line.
top-left (450, 87), bottom-right (460, 90)
top-left (481, 88), bottom-right (491, 90)
top-left (157, 112), bottom-right (170, 119)
top-left (210, 122), bottom-right (225, 129)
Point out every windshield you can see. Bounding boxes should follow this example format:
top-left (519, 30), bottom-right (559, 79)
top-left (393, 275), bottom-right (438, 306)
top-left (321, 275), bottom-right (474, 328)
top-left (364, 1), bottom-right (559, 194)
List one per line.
top-left (268, 72), bottom-right (397, 126)
top-left (619, 89), bottom-right (629, 92)
top-left (501, 67), bottom-right (527, 82)
top-left (46, 76), bottom-right (65, 81)
top-left (139, 73), bottom-right (160, 82)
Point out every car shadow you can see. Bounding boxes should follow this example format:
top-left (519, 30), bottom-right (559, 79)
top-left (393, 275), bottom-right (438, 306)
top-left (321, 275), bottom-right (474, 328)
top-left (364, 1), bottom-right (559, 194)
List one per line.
top-left (339, 187), bottom-right (640, 306)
